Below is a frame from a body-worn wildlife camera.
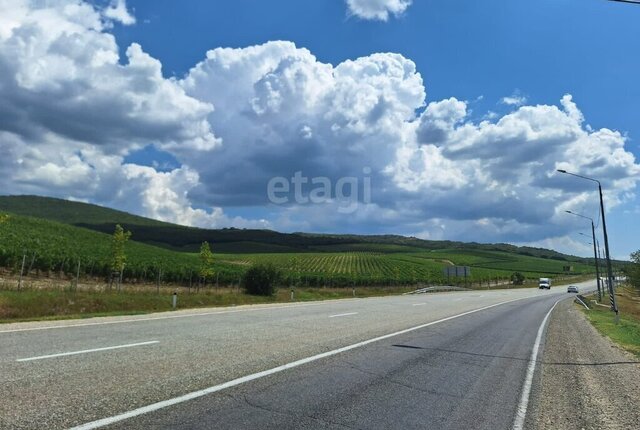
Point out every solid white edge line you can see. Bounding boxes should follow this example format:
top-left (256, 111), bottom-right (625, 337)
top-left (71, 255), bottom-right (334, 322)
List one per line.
top-left (17, 341), bottom-right (160, 362)
top-left (328, 312), bottom-right (359, 318)
top-left (512, 298), bottom-right (562, 430)
top-left (69, 296), bottom-right (531, 430)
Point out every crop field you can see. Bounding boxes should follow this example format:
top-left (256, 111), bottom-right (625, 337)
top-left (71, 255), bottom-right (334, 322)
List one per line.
top-left (0, 210), bottom-right (595, 290)
top-left (217, 252), bottom-right (446, 286)
top-left (0, 213), bottom-right (243, 285)
top-left (217, 249), bottom-right (593, 287)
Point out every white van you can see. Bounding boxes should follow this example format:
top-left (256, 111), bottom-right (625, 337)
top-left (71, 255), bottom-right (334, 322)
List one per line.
top-left (538, 278), bottom-right (551, 289)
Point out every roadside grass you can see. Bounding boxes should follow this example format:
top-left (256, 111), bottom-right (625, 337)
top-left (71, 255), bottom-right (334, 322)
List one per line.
top-left (0, 286), bottom-right (416, 323)
top-left (581, 286), bottom-right (640, 357)
top-left (0, 275), bottom-right (594, 323)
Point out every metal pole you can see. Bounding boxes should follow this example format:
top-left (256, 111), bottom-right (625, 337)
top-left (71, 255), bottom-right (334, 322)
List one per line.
top-left (598, 183), bottom-right (619, 322)
top-left (75, 260), bottom-right (81, 292)
top-left (597, 241), bottom-right (605, 290)
top-left (559, 170), bottom-right (620, 321)
top-left (590, 221), bottom-right (602, 302)
top-left (18, 254), bottom-right (26, 290)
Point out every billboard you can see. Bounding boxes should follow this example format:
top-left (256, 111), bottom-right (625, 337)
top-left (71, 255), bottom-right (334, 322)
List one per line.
top-left (443, 266), bottom-right (471, 277)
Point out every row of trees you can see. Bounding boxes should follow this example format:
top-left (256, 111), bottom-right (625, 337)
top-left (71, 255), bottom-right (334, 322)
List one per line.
top-left (111, 224), bottom-right (280, 296)
top-left (109, 224), bottom-right (221, 291)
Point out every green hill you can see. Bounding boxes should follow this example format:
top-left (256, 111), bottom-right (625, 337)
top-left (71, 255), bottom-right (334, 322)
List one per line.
top-left (0, 194), bottom-right (600, 287)
top-left (0, 195), bottom-right (594, 265)
top-left (0, 210), bottom-right (595, 288)
top-left (0, 211), bottom-right (244, 284)
top-left (0, 195), bottom-right (172, 227)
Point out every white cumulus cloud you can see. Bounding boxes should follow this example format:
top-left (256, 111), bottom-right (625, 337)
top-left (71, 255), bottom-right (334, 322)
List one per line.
top-left (345, 0), bottom-right (412, 21)
top-left (0, 0), bottom-right (639, 254)
top-left (501, 91), bottom-right (528, 107)
top-left (103, 0), bottom-right (136, 25)
top-left (0, 0), bottom-right (231, 227)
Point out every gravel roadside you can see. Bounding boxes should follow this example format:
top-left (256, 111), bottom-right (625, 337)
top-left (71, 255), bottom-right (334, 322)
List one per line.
top-left (530, 299), bottom-right (640, 430)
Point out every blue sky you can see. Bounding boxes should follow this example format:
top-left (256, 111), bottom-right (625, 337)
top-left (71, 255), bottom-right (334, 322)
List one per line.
top-left (1, 0), bottom-right (639, 258)
top-left (113, 0), bottom-right (640, 140)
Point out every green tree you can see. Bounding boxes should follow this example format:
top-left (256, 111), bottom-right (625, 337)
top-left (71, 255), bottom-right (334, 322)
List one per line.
top-left (110, 224), bottom-right (131, 273)
top-left (628, 250), bottom-right (640, 290)
top-left (199, 241), bottom-right (215, 283)
top-left (510, 272), bottom-right (525, 285)
top-left (243, 263), bottom-right (280, 296)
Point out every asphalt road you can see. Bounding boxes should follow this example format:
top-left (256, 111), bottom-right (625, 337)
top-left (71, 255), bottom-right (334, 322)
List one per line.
top-left (0, 281), bottom-right (596, 429)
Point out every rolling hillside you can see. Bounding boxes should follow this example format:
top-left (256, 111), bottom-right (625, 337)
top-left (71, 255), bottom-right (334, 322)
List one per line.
top-left (0, 195), bottom-right (592, 263)
top-left (0, 211), bottom-right (595, 288)
top-left (0, 195), bottom-right (599, 288)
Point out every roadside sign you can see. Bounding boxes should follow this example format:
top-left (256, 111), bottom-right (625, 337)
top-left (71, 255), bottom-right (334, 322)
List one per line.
top-left (443, 266), bottom-right (471, 277)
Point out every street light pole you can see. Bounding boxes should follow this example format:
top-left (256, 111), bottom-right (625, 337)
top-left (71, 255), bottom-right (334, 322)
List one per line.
top-left (569, 213), bottom-right (602, 302)
top-left (596, 181), bottom-right (619, 322)
top-left (597, 239), bottom-right (605, 284)
top-left (558, 170), bottom-right (619, 321)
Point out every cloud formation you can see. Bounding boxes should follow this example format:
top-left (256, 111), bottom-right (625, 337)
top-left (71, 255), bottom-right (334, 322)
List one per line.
top-left (178, 41), bottom-right (639, 245)
top-left (501, 92), bottom-right (528, 107)
top-left (0, 0), bottom-right (255, 229)
top-left (103, 0), bottom-right (136, 25)
top-left (180, 42), bottom-right (425, 206)
top-left (0, 0), bottom-right (639, 254)
top-left (345, 0), bottom-right (412, 21)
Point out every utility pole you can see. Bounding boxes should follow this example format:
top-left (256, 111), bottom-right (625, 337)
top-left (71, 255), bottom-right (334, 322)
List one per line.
top-left (572, 214), bottom-right (602, 302)
top-left (558, 170), bottom-right (619, 322)
top-left (597, 181), bottom-right (619, 322)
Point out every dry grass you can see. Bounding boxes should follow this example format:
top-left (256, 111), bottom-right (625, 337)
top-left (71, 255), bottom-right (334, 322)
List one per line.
top-left (0, 270), bottom-right (595, 323)
top-left (0, 283), bottom-right (418, 323)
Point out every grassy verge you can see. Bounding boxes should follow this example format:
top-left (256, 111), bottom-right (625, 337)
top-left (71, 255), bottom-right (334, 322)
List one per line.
top-left (0, 275), bottom-right (593, 324)
top-left (580, 286), bottom-right (640, 357)
top-left (0, 286), bottom-right (417, 323)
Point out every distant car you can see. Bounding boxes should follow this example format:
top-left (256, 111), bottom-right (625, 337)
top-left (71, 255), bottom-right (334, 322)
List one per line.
top-left (567, 285), bottom-right (579, 293)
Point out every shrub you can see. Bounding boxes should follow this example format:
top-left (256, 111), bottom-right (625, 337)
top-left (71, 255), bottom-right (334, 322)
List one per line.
top-left (243, 263), bottom-right (281, 296)
top-left (628, 251), bottom-right (640, 291)
top-left (511, 272), bottom-right (525, 285)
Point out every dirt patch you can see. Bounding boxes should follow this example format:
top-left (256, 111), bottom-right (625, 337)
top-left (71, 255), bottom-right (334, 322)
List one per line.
top-left (529, 300), bottom-right (640, 429)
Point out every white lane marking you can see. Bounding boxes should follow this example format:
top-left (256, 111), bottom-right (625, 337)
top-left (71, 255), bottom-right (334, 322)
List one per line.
top-left (70, 297), bottom-right (531, 430)
top-left (0, 301), bottom-right (339, 334)
top-left (512, 299), bottom-right (562, 430)
top-left (412, 303), bottom-right (427, 306)
top-left (329, 312), bottom-right (359, 318)
top-left (16, 341), bottom-right (159, 362)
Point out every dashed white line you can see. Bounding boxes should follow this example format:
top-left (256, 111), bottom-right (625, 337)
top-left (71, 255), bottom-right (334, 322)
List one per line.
top-left (16, 341), bottom-right (159, 362)
top-left (512, 299), bottom-right (561, 430)
top-left (412, 303), bottom-right (427, 306)
top-left (329, 312), bottom-right (359, 318)
top-left (69, 296), bottom-right (530, 430)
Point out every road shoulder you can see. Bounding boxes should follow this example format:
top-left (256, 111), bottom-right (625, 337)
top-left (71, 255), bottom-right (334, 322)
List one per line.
top-left (529, 299), bottom-right (640, 430)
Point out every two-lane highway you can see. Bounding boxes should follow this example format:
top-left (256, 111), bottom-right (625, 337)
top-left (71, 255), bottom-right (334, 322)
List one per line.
top-left (0, 281), bottom-right (595, 429)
